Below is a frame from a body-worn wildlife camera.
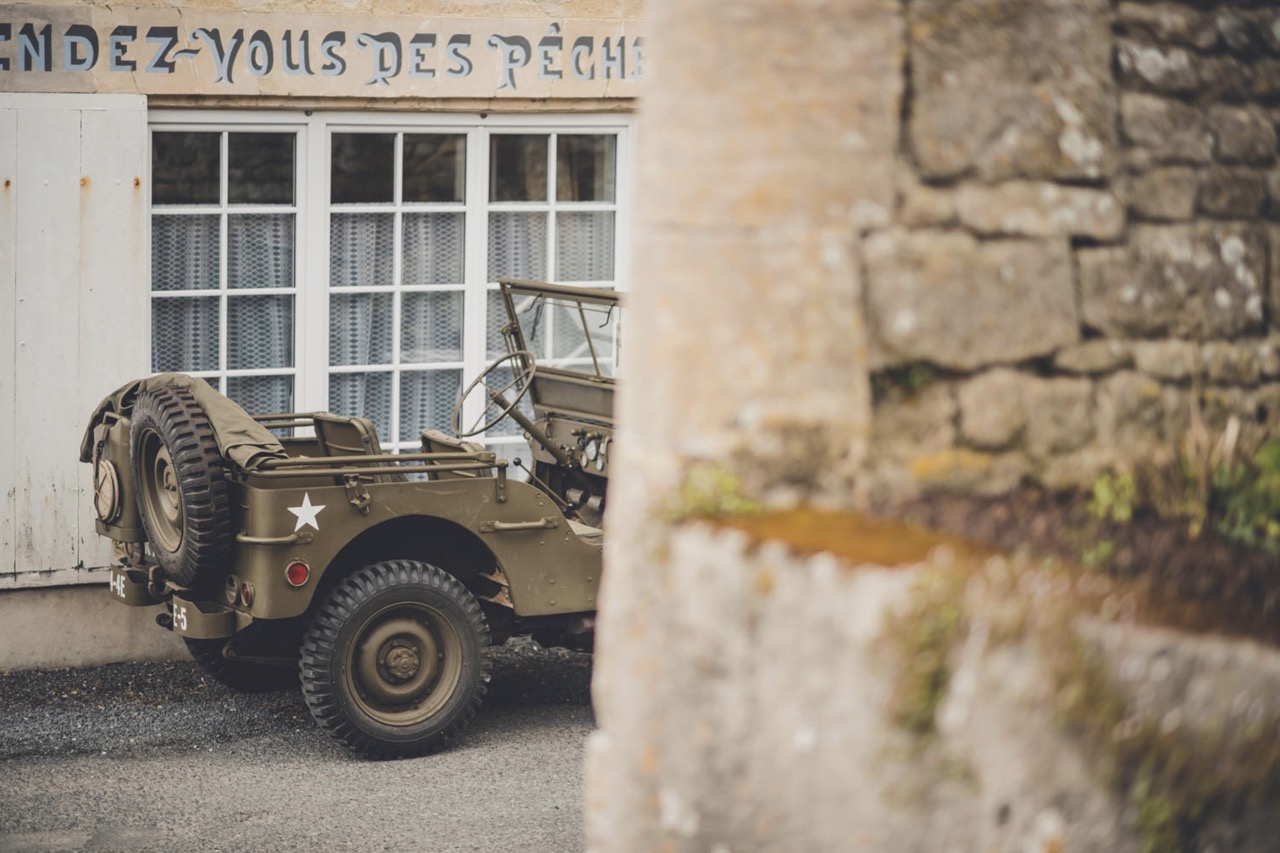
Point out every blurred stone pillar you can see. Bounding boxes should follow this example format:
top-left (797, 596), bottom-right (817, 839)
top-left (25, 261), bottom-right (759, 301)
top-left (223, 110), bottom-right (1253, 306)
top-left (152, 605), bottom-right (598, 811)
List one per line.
top-left (587, 0), bottom-right (902, 848)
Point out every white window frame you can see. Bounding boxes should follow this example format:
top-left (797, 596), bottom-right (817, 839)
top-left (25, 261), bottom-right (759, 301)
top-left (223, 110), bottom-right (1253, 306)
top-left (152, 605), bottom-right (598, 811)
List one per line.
top-left (147, 109), bottom-right (634, 448)
top-left (147, 116), bottom-right (312, 410)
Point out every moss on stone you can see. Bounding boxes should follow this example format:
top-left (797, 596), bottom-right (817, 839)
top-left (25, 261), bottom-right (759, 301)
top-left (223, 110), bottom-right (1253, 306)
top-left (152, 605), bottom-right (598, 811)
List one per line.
top-left (1041, 584), bottom-right (1280, 852)
top-left (884, 566), bottom-right (969, 738)
top-left (667, 463), bottom-right (763, 520)
top-left (879, 543), bottom-right (1280, 848)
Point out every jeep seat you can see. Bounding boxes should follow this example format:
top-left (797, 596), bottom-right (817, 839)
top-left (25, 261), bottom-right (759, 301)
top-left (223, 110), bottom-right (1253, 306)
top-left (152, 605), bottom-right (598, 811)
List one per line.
top-left (312, 413), bottom-right (407, 484)
top-left (420, 429), bottom-right (492, 481)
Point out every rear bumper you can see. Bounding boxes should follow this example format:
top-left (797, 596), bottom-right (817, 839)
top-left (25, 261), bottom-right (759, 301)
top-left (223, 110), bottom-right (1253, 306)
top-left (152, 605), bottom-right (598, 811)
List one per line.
top-left (108, 564), bottom-right (240, 640)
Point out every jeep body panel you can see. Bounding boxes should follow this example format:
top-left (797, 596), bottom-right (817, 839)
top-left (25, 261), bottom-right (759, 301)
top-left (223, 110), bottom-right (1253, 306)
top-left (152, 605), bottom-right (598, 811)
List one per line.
top-left (231, 476), bottom-right (601, 621)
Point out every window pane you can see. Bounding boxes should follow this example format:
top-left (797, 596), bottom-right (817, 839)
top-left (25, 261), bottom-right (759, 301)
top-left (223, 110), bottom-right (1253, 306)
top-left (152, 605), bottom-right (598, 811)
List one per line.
top-left (229, 214), bottom-right (294, 289)
top-left (399, 370), bottom-right (462, 440)
top-left (152, 131), bottom-right (219, 205)
top-left (556, 211), bottom-right (615, 281)
top-left (228, 375), bottom-right (293, 415)
top-left (330, 213), bottom-right (394, 287)
top-left (329, 372), bottom-right (391, 440)
top-left (403, 213), bottom-right (464, 285)
top-left (486, 289), bottom-right (512, 359)
top-left (229, 133), bottom-right (295, 205)
top-left (401, 291), bottom-right (463, 363)
top-left (152, 297), bottom-right (219, 371)
top-left (557, 135), bottom-right (615, 202)
top-left (330, 293), bottom-right (393, 366)
top-left (548, 300), bottom-right (617, 375)
top-left (228, 295), bottom-right (294, 370)
top-left (403, 134), bottom-right (465, 203)
top-left (488, 212), bottom-right (547, 280)
top-left (331, 133), bottom-right (394, 203)
top-left (490, 135), bottom-right (548, 202)
top-left (152, 215), bottom-right (219, 292)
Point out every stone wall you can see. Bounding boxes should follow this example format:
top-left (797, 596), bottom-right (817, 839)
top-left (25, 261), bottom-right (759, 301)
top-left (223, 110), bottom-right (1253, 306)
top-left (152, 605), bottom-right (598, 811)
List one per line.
top-left (865, 0), bottom-right (1280, 500)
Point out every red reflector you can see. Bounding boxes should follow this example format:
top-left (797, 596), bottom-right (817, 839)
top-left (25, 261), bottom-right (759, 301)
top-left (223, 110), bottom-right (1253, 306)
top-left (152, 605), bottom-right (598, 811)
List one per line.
top-left (239, 582), bottom-right (254, 607)
top-left (285, 561), bottom-right (310, 587)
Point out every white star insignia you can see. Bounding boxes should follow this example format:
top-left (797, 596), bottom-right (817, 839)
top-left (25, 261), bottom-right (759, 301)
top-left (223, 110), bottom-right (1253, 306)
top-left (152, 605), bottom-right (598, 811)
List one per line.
top-left (288, 493), bottom-right (326, 532)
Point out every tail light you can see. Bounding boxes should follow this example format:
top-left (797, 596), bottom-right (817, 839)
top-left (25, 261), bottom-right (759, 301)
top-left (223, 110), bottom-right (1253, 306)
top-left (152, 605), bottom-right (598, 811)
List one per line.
top-left (286, 561), bottom-right (310, 587)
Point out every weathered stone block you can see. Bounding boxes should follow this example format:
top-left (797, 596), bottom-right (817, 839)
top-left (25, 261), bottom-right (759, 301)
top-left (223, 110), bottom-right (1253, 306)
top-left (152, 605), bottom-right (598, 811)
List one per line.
top-left (1054, 339), bottom-right (1134, 375)
top-left (1267, 170), bottom-right (1280, 218)
top-left (1120, 94), bottom-right (1212, 165)
top-left (956, 182), bottom-right (1124, 240)
top-left (1216, 7), bottom-right (1269, 58)
top-left (1197, 168), bottom-right (1268, 217)
top-left (909, 0), bottom-right (1116, 181)
top-left (1024, 377), bottom-right (1094, 459)
top-left (1132, 339), bottom-right (1197, 382)
top-left (1117, 39), bottom-right (1198, 94)
top-left (1080, 224), bottom-right (1267, 339)
top-left (1198, 55), bottom-right (1251, 103)
top-left (1260, 339), bottom-right (1280, 380)
top-left (1039, 447), bottom-right (1114, 489)
top-left (1095, 371), bottom-right (1176, 452)
top-left (871, 382), bottom-right (957, 462)
top-left (865, 229), bottom-right (1079, 371)
top-left (1126, 167), bottom-right (1198, 220)
top-left (898, 173), bottom-right (957, 228)
top-left (1209, 105), bottom-right (1277, 164)
top-left (1114, 2), bottom-right (1218, 50)
top-left (1269, 227), bottom-right (1280, 332)
top-left (1250, 59), bottom-right (1280, 102)
top-left (1201, 341), bottom-right (1265, 386)
top-left (956, 368), bottom-right (1029, 451)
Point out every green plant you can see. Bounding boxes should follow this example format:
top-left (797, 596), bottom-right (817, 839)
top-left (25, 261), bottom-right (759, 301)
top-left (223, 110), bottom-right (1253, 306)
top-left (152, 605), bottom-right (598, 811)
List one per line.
top-left (1081, 538), bottom-right (1115, 569)
top-left (1088, 471), bottom-right (1136, 524)
top-left (1217, 439), bottom-right (1280, 554)
top-left (1133, 782), bottom-right (1181, 853)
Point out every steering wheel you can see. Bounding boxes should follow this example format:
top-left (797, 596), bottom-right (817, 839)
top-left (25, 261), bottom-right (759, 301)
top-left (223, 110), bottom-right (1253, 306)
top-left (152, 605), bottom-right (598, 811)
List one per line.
top-left (451, 351), bottom-right (537, 437)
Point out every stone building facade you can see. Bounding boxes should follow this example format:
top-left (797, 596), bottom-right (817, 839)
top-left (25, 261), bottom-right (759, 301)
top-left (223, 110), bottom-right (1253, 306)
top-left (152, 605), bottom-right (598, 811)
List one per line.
top-left (865, 0), bottom-right (1280, 500)
top-left (588, 3), bottom-right (1280, 850)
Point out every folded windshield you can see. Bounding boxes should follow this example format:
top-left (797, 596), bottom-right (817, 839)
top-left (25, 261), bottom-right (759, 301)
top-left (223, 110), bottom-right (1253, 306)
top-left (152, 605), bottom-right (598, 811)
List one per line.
top-left (499, 280), bottom-right (621, 380)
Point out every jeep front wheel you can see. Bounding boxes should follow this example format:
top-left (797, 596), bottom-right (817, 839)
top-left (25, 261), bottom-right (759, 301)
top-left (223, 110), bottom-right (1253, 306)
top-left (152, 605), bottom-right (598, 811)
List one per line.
top-left (299, 561), bottom-right (491, 759)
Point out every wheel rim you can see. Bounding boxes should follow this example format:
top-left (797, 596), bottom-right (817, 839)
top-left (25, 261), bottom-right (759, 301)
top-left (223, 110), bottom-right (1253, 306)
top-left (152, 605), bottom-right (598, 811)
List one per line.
top-left (139, 428), bottom-right (183, 553)
top-left (345, 602), bottom-right (464, 727)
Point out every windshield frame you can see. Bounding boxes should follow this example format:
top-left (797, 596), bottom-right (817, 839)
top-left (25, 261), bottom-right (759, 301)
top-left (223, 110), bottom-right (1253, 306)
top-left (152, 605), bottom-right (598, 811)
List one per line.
top-left (498, 279), bottom-right (622, 384)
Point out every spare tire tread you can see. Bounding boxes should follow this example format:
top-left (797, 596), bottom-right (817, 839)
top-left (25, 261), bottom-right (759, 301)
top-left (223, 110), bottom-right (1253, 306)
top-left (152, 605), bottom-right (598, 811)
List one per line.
top-left (130, 387), bottom-right (233, 588)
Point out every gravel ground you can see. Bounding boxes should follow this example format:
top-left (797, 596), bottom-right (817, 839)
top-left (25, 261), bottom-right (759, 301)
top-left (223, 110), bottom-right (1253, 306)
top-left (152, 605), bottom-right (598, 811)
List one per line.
top-left (0, 638), bottom-right (594, 852)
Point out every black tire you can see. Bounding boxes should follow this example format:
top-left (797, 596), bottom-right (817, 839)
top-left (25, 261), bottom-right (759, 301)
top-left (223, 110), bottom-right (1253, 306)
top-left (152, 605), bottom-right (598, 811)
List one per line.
top-left (299, 561), bottom-right (491, 759)
top-left (129, 387), bottom-right (232, 588)
top-left (185, 637), bottom-right (299, 693)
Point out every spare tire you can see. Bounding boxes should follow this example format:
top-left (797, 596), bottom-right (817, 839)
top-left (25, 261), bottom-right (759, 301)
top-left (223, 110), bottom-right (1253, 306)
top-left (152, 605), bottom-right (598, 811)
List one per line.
top-left (130, 387), bottom-right (232, 588)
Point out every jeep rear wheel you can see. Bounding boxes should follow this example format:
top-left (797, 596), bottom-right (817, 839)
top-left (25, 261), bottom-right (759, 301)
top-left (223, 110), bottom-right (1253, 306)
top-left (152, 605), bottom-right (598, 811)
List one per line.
top-left (130, 387), bottom-right (232, 588)
top-left (299, 561), bottom-right (491, 759)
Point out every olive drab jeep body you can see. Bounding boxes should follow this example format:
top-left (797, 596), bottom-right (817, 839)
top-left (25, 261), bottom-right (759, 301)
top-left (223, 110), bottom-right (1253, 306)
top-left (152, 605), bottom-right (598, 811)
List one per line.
top-left (80, 280), bottom-right (618, 759)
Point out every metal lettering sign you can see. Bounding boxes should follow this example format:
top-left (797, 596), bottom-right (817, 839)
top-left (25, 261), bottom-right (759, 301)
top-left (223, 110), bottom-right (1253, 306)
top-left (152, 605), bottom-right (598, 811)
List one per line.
top-left (0, 7), bottom-right (645, 98)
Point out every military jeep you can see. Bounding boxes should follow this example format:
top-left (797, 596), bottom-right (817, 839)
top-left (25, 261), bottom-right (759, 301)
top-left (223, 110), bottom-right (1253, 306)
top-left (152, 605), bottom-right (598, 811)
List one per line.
top-left (80, 280), bottom-right (617, 759)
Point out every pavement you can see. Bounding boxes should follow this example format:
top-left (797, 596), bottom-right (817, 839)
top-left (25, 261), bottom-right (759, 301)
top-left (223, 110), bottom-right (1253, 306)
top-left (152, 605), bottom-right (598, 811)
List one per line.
top-left (0, 639), bottom-right (594, 853)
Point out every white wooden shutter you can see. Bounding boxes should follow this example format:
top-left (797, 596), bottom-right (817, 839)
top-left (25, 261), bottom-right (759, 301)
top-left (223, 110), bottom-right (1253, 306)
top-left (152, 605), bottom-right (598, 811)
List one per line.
top-left (0, 93), bottom-right (148, 587)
